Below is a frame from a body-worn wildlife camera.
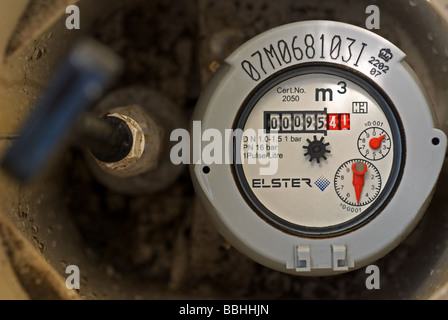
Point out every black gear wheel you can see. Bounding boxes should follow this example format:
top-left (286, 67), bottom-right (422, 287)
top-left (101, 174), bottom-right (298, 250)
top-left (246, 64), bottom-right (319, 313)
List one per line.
top-left (303, 135), bottom-right (331, 163)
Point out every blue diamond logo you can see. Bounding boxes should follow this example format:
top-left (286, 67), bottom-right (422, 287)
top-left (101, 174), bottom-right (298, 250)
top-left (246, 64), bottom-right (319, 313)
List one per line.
top-left (314, 176), bottom-right (330, 191)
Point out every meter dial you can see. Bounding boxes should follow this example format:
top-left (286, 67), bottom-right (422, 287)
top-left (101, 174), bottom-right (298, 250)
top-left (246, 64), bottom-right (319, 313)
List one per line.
top-left (233, 64), bottom-right (404, 237)
top-left (357, 127), bottom-right (391, 160)
top-left (334, 159), bottom-right (382, 207)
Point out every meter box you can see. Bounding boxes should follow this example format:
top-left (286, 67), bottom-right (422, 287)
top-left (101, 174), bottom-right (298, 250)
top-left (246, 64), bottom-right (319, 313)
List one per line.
top-left (190, 21), bottom-right (447, 276)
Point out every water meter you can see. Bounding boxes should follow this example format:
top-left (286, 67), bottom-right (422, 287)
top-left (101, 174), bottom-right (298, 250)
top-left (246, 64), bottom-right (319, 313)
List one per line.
top-left (191, 21), bottom-right (447, 276)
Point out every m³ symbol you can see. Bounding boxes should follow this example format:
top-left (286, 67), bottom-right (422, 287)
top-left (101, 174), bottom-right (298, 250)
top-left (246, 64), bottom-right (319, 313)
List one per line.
top-left (315, 81), bottom-right (347, 101)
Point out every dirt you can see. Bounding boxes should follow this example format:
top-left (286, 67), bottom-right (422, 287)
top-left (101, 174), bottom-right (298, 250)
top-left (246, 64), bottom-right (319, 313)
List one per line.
top-left (5, 0), bottom-right (78, 58)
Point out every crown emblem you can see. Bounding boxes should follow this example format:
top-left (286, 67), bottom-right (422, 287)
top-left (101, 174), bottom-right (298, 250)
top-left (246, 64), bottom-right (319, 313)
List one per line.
top-left (378, 48), bottom-right (393, 62)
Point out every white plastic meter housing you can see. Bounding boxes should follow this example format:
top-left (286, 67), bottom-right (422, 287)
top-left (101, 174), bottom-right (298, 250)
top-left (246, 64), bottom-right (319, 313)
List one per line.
top-left (191, 20), bottom-right (447, 276)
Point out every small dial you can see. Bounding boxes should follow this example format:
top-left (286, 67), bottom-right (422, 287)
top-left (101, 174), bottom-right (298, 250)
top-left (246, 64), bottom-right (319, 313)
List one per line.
top-left (357, 127), bottom-right (391, 161)
top-left (334, 159), bottom-right (382, 207)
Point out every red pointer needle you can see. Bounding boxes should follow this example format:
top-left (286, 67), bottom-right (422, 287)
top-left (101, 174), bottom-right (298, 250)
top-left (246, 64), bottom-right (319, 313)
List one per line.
top-left (352, 162), bottom-right (367, 204)
top-left (369, 134), bottom-right (386, 150)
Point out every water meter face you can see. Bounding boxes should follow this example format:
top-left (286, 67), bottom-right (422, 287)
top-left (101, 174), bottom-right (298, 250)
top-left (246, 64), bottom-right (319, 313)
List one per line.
top-left (233, 65), bottom-right (403, 237)
top-left (191, 20), bottom-right (447, 275)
